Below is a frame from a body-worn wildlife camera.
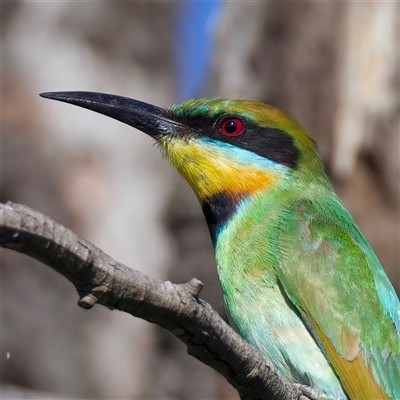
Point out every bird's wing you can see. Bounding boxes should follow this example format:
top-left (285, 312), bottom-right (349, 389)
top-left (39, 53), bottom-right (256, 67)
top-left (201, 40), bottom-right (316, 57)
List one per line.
top-left (274, 197), bottom-right (400, 400)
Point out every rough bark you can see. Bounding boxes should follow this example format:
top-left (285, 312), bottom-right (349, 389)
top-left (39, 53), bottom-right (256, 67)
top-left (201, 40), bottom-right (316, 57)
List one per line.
top-left (0, 201), bottom-right (318, 400)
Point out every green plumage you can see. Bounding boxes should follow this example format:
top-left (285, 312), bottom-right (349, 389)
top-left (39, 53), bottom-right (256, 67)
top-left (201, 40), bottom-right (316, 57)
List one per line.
top-left (216, 177), bottom-right (399, 398)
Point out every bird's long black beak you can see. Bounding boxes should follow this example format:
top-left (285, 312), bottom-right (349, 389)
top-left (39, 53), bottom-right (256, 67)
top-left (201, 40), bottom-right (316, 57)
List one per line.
top-left (40, 91), bottom-right (183, 138)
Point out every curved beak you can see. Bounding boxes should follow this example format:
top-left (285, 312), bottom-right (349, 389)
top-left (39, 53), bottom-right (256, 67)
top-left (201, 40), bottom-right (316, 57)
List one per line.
top-left (39, 91), bottom-right (184, 138)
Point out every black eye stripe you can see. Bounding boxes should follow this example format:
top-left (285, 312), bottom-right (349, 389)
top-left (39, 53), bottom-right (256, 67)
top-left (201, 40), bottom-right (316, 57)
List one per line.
top-left (172, 114), bottom-right (300, 168)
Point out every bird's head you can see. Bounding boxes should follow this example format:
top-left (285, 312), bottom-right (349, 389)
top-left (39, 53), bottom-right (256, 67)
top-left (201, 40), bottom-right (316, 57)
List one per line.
top-left (40, 92), bottom-right (328, 241)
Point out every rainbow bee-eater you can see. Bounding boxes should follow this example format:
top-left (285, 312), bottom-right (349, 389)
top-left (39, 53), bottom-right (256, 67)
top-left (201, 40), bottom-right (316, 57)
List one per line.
top-left (41, 92), bottom-right (400, 399)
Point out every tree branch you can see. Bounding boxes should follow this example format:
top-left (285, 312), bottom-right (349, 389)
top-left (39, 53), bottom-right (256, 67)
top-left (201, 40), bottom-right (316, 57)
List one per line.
top-left (0, 202), bottom-right (316, 400)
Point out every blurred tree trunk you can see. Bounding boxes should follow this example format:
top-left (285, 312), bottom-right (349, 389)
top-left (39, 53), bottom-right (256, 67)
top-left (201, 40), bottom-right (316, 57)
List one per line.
top-left (209, 1), bottom-right (399, 291)
top-left (2, 2), bottom-right (398, 400)
top-left (155, 3), bottom-right (399, 399)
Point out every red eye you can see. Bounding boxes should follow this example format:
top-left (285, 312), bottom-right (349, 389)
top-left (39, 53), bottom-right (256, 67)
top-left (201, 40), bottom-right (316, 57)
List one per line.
top-left (220, 118), bottom-right (243, 136)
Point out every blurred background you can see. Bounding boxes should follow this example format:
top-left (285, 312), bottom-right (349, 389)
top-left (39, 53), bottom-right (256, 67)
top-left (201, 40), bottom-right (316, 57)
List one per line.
top-left (1, 2), bottom-right (399, 399)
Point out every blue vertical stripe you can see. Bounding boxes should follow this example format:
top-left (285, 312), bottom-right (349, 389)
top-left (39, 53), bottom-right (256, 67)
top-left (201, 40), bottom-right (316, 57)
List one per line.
top-left (175, 1), bottom-right (221, 101)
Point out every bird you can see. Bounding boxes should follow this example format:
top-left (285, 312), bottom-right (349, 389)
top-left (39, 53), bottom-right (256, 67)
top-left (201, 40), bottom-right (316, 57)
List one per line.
top-left (40, 91), bottom-right (400, 399)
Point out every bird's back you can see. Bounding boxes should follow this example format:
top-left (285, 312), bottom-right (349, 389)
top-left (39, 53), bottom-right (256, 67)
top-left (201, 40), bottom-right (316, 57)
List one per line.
top-left (215, 185), bottom-right (400, 399)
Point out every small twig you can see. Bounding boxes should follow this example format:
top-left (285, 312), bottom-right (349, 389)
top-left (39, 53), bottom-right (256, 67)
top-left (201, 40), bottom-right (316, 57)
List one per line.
top-left (0, 201), bottom-right (317, 400)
